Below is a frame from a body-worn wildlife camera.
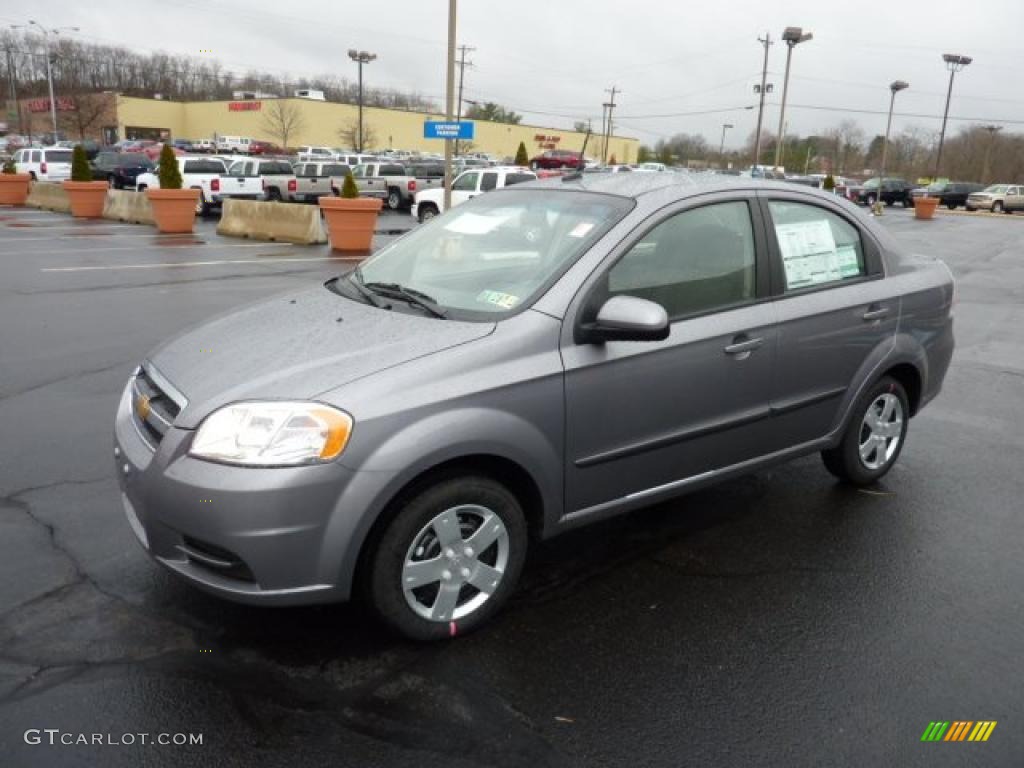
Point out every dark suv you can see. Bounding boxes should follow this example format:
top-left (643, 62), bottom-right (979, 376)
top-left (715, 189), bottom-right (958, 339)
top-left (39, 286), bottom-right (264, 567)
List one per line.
top-left (910, 182), bottom-right (985, 210)
top-left (857, 178), bottom-right (913, 207)
top-left (90, 152), bottom-right (155, 189)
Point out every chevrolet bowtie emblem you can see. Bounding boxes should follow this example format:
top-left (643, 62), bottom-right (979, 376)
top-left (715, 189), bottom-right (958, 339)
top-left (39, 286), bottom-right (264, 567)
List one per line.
top-left (136, 394), bottom-right (152, 421)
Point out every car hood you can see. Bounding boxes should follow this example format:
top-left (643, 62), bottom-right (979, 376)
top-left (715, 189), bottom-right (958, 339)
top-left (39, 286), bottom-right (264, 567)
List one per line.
top-left (147, 285), bottom-right (495, 428)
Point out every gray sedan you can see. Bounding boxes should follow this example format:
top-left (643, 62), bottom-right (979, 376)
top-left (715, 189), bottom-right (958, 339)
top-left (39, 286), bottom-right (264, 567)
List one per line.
top-left (114, 174), bottom-right (955, 640)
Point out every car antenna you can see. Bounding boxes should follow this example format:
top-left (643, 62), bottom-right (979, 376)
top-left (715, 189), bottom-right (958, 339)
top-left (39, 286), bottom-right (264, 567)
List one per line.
top-left (562, 130), bottom-right (590, 182)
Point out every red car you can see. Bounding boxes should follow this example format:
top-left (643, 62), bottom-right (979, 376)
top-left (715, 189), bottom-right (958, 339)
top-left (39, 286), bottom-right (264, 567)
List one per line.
top-left (249, 140), bottom-right (283, 155)
top-left (529, 149), bottom-right (581, 170)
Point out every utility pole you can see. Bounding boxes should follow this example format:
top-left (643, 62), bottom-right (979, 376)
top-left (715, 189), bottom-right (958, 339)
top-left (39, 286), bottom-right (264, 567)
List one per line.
top-left (443, 0), bottom-right (457, 212)
top-left (981, 124), bottom-right (1002, 184)
top-left (603, 86), bottom-right (618, 164)
top-left (599, 102), bottom-right (609, 163)
top-left (454, 44), bottom-right (474, 157)
top-left (753, 32), bottom-right (772, 169)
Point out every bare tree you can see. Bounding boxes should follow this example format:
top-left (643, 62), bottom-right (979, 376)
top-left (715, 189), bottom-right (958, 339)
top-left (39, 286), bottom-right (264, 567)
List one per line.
top-left (337, 120), bottom-right (378, 151)
top-left (58, 92), bottom-right (112, 140)
top-left (260, 100), bottom-right (305, 149)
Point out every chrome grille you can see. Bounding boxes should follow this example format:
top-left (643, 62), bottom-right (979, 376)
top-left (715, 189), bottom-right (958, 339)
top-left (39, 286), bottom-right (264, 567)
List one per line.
top-left (131, 364), bottom-right (185, 449)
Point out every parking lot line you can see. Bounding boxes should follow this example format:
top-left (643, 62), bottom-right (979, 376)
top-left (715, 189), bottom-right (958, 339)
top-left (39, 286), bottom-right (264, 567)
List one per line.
top-left (41, 255), bottom-right (362, 272)
top-left (21, 242), bottom-right (300, 258)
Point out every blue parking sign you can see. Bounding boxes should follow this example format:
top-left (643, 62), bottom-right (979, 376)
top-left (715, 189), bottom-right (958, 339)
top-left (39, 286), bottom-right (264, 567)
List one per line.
top-left (424, 121), bottom-right (475, 140)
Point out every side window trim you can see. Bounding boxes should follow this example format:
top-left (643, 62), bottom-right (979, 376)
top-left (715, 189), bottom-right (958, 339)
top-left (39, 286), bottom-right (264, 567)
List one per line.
top-left (756, 192), bottom-right (884, 299)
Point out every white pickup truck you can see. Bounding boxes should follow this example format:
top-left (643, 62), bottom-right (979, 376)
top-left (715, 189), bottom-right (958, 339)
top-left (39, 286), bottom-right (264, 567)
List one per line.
top-left (135, 156), bottom-right (235, 216)
top-left (329, 161), bottom-right (420, 210)
top-left (410, 167), bottom-right (538, 222)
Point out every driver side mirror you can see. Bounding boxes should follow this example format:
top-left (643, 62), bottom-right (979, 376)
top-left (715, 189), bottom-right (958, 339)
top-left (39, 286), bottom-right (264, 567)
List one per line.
top-left (578, 295), bottom-right (670, 344)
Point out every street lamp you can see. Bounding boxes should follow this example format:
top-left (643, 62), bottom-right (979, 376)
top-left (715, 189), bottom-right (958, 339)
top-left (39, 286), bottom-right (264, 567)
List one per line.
top-left (774, 26), bottom-right (812, 170)
top-left (28, 20), bottom-right (80, 137)
top-left (981, 124), bottom-right (1002, 184)
top-left (347, 49), bottom-right (377, 152)
top-left (719, 123), bottom-right (733, 167)
top-left (873, 80), bottom-right (909, 215)
top-left (934, 53), bottom-right (971, 180)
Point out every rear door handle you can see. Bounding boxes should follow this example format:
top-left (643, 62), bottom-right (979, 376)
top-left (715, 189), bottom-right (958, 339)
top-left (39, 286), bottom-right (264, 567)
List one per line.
top-left (862, 305), bottom-right (891, 321)
top-left (723, 336), bottom-right (764, 356)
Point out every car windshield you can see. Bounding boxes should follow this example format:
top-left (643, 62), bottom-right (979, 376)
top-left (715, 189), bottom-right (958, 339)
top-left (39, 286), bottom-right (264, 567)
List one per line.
top-left (927, 183), bottom-right (946, 194)
top-left (119, 155), bottom-right (153, 167)
top-left (351, 190), bottom-right (633, 319)
top-left (983, 185), bottom-right (1007, 193)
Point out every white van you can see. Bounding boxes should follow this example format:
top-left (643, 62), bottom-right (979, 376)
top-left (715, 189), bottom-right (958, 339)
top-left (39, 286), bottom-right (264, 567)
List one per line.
top-left (12, 147), bottom-right (74, 181)
top-left (215, 136), bottom-right (253, 154)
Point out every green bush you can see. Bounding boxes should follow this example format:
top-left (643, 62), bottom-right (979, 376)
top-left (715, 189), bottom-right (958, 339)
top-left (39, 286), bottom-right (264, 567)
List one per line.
top-left (340, 172), bottom-right (359, 199)
top-left (514, 141), bottom-right (529, 166)
top-left (157, 144), bottom-right (182, 189)
top-left (70, 145), bottom-right (92, 182)
top-left (823, 174), bottom-right (835, 192)
top-left (2, 158), bottom-right (16, 174)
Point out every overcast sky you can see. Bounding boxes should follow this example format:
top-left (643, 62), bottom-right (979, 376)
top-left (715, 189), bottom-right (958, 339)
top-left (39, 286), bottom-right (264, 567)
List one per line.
top-left (10, 0), bottom-right (1024, 148)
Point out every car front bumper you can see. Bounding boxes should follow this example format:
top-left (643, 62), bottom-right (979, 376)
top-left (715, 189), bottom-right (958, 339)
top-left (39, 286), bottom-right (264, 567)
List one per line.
top-left (113, 380), bottom-right (386, 606)
top-left (966, 199), bottom-right (993, 210)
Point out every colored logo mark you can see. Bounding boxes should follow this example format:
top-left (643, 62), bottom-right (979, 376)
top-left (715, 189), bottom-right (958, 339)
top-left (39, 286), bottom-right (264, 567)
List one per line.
top-left (921, 721), bottom-right (997, 742)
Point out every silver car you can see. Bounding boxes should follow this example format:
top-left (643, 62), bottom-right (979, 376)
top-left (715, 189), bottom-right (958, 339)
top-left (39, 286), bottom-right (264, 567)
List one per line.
top-left (115, 174), bottom-right (955, 640)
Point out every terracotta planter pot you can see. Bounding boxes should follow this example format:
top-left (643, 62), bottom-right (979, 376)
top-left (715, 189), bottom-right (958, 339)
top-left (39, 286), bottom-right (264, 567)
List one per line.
top-left (146, 188), bottom-right (201, 233)
top-left (914, 196), bottom-right (940, 221)
top-left (0, 173), bottom-right (32, 206)
top-left (319, 196), bottom-right (382, 253)
top-left (63, 180), bottom-right (109, 218)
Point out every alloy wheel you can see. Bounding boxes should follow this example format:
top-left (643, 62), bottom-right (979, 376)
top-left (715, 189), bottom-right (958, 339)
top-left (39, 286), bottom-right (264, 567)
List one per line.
top-left (401, 504), bottom-right (509, 622)
top-left (858, 393), bottom-right (904, 470)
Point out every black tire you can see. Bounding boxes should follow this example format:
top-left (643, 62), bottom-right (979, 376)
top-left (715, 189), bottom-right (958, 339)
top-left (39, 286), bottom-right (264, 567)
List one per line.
top-left (266, 187), bottom-right (281, 202)
top-left (965, 206), bottom-right (975, 212)
top-left (386, 187), bottom-right (402, 210)
top-left (946, 202), bottom-right (957, 210)
top-left (418, 203), bottom-right (439, 223)
top-left (865, 194), bottom-right (876, 206)
top-left (107, 175), bottom-right (117, 189)
top-left (992, 201), bottom-right (1003, 213)
top-left (821, 375), bottom-right (910, 486)
top-left (365, 475), bottom-right (528, 641)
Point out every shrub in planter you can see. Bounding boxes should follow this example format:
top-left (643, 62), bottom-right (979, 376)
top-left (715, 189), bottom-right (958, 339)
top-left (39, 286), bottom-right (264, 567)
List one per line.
top-left (146, 144), bottom-right (198, 233)
top-left (514, 142), bottom-right (529, 167)
top-left (319, 172), bottom-right (382, 253)
top-left (823, 174), bottom-right (835, 193)
top-left (63, 144), bottom-right (108, 217)
top-left (0, 158), bottom-right (31, 206)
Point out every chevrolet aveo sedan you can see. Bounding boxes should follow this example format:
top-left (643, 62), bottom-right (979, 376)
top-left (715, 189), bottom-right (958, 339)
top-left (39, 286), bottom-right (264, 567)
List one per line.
top-left (115, 174), bottom-right (954, 640)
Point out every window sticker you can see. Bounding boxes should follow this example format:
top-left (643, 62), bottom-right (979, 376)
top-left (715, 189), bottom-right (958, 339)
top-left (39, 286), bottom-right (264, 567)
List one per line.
top-left (775, 219), bottom-right (845, 289)
top-left (476, 290), bottom-right (520, 309)
top-left (835, 244), bottom-right (862, 278)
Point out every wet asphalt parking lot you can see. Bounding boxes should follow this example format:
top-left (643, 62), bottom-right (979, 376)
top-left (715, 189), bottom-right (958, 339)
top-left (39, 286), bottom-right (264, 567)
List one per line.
top-left (0, 203), bottom-right (1021, 767)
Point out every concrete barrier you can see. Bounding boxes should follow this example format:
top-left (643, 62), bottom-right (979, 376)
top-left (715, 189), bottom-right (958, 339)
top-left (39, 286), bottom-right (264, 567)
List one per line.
top-left (103, 189), bottom-right (155, 225)
top-left (25, 181), bottom-right (71, 213)
top-left (217, 199), bottom-right (327, 244)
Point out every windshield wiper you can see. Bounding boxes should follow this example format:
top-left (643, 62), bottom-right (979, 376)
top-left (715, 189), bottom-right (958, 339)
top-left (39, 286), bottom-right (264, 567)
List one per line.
top-left (362, 282), bottom-right (448, 319)
top-left (337, 268), bottom-right (391, 309)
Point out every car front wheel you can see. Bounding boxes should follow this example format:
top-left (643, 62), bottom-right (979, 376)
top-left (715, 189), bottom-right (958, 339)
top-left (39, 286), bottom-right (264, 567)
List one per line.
top-left (822, 376), bottom-right (909, 486)
top-left (365, 475), bottom-right (527, 641)
top-left (992, 201), bottom-right (1004, 213)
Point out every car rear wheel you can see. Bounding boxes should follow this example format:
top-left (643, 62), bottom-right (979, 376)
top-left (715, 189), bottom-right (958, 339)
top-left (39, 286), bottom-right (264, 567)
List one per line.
top-left (418, 204), bottom-right (439, 222)
top-left (946, 202), bottom-right (957, 210)
top-left (107, 175), bottom-right (116, 189)
top-left (387, 187), bottom-right (402, 210)
top-left (822, 376), bottom-right (909, 486)
top-left (865, 194), bottom-right (876, 206)
top-left (365, 475), bottom-right (527, 641)
top-left (992, 201), bottom-right (1004, 213)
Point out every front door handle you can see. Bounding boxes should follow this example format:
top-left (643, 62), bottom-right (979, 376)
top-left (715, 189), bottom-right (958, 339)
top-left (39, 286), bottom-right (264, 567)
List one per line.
top-left (862, 305), bottom-right (891, 321)
top-left (723, 336), bottom-right (764, 356)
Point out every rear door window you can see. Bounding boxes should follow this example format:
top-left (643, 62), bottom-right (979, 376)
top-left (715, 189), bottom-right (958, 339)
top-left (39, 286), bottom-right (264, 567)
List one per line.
top-left (480, 172), bottom-right (499, 191)
top-left (767, 201), bottom-right (867, 292)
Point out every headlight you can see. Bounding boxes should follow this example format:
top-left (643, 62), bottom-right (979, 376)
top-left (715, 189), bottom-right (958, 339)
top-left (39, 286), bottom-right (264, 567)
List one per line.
top-left (189, 402), bottom-right (352, 466)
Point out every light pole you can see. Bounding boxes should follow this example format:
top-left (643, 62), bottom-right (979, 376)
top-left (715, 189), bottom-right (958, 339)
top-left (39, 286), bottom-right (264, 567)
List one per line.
top-left (774, 26), bottom-right (812, 170)
top-left (28, 20), bottom-right (79, 138)
top-left (443, 0), bottom-right (457, 212)
top-left (347, 49), bottom-right (376, 152)
top-left (719, 123), bottom-right (733, 167)
top-left (873, 80), bottom-right (909, 215)
top-left (934, 53), bottom-right (971, 180)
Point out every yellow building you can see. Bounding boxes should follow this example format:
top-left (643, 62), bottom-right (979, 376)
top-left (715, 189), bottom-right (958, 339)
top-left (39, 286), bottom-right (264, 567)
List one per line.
top-left (114, 95), bottom-right (638, 163)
